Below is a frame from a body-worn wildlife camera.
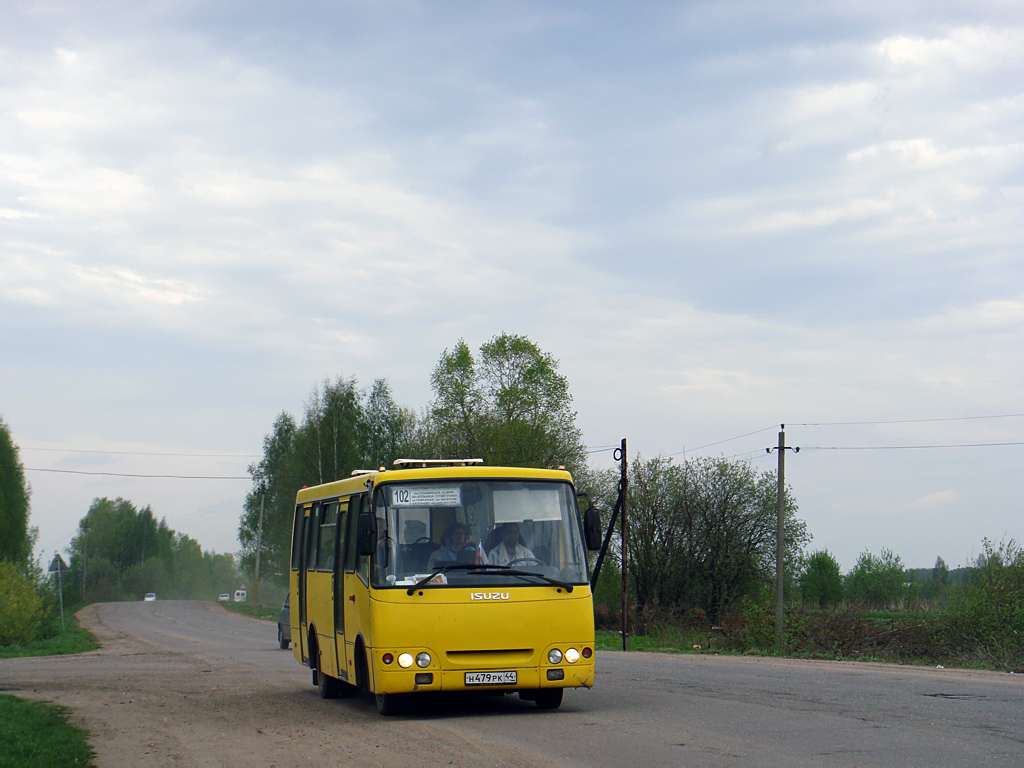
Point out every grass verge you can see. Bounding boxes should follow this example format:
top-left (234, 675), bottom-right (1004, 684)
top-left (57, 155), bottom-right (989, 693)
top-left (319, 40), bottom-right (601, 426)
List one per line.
top-left (0, 615), bottom-right (98, 660)
top-left (0, 695), bottom-right (94, 766)
top-left (220, 601), bottom-right (279, 622)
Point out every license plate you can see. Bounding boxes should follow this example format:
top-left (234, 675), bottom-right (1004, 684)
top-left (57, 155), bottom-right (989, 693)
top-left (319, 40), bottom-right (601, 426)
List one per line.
top-left (465, 671), bottom-right (517, 686)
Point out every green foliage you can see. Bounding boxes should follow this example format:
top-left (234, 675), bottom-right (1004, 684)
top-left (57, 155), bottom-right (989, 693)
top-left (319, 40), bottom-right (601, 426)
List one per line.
top-left (239, 336), bottom-right (583, 583)
top-left (239, 376), bottom-right (416, 581)
top-left (799, 550), bottom-right (843, 608)
top-left (422, 334), bottom-right (586, 473)
top-left (0, 417), bottom-right (32, 566)
top-left (221, 601), bottom-right (280, 622)
top-left (598, 455), bottom-right (807, 621)
top-left (0, 612), bottom-right (98, 659)
top-left (0, 694), bottom-right (95, 766)
top-left (0, 562), bottom-right (45, 645)
top-left (944, 539), bottom-right (1024, 667)
top-left (844, 548), bottom-right (909, 608)
top-left (66, 498), bottom-right (238, 602)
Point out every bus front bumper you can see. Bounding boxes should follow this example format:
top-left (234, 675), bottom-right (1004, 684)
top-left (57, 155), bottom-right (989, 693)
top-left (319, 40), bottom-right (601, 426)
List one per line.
top-left (373, 663), bottom-right (594, 694)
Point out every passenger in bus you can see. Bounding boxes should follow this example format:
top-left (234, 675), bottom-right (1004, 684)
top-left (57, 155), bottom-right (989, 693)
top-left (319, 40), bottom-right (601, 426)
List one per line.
top-left (427, 523), bottom-right (475, 570)
top-left (486, 523), bottom-right (535, 566)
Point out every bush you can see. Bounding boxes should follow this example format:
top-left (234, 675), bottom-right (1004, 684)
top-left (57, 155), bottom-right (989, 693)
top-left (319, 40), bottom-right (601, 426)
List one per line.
top-left (845, 548), bottom-right (908, 608)
top-left (944, 539), bottom-right (1024, 668)
top-left (799, 550), bottom-right (843, 608)
top-left (0, 562), bottom-right (45, 645)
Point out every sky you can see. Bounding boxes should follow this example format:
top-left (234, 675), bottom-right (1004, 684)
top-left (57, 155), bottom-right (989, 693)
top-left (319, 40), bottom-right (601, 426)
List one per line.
top-left (2, 1), bottom-right (1021, 572)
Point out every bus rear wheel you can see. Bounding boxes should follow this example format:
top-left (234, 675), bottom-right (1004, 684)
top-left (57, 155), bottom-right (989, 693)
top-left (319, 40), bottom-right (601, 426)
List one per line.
top-left (534, 688), bottom-right (563, 710)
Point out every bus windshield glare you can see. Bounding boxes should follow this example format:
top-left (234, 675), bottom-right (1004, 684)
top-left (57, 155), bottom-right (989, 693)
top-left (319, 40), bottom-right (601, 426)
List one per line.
top-left (372, 479), bottom-right (588, 588)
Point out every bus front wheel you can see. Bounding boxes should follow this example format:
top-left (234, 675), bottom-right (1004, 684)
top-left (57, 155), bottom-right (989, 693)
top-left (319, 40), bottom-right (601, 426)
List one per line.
top-left (375, 692), bottom-right (405, 715)
top-left (318, 667), bottom-right (341, 699)
top-left (534, 688), bottom-right (563, 710)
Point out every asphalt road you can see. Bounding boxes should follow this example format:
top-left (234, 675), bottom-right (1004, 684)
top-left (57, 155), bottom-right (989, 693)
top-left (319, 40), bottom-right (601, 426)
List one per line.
top-left (4, 600), bottom-right (1023, 766)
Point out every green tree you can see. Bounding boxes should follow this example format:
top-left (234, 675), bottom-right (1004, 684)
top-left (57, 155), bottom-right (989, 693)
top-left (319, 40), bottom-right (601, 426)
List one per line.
top-left (0, 561), bottom-right (45, 644)
top-left (607, 455), bottom-right (808, 621)
top-left (844, 548), bottom-right (908, 608)
top-left (67, 497), bottom-right (231, 601)
top-left (423, 334), bottom-right (586, 472)
top-left (946, 539), bottom-right (1024, 667)
top-left (240, 412), bottom-right (298, 582)
top-left (799, 550), bottom-right (843, 608)
top-left (358, 378), bottom-right (416, 470)
top-left (239, 376), bottom-right (414, 582)
top-left (0, 418), bottom-right (31, 565)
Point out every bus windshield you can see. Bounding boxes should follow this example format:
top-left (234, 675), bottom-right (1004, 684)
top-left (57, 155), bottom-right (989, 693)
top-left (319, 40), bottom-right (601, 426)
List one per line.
top-left (372, 479), bottom-right (588, 588)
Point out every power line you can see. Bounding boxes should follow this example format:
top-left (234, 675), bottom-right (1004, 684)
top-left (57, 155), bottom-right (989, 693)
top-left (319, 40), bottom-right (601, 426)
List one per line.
top-left (792, 413), bottom-right (1024, 427)
top-left (22, 446), bottom-right (259, 458)
top-left (803, 441), bottom-right (1024, 451)
top-left (668, 425), bottom-right (778, 457)
top-left (23, 467), bottom-right (250, 480)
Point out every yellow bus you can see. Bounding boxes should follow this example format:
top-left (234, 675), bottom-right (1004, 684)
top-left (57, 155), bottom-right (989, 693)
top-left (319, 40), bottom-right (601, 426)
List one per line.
top-left (289, 458), bottom-right (603, 715)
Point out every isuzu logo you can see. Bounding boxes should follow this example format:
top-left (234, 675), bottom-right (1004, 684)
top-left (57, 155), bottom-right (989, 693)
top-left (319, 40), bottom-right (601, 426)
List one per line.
top-left (470, 592), bottom-right (509, 601)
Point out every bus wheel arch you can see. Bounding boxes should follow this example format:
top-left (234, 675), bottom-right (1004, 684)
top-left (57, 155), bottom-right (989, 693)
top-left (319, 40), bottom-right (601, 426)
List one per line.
top-left (354, 635), bottom-right (370, 692)
top-left (308, 625), bottom-right (341, 699)
top-left (307, 625), bottom-right (319, 686)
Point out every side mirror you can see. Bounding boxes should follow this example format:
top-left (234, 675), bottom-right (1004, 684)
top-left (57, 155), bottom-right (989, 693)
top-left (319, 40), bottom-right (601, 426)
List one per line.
top-left (356, 512), bottom-right (376, 557)
top-left (583, 508), bottom-right (603, 551)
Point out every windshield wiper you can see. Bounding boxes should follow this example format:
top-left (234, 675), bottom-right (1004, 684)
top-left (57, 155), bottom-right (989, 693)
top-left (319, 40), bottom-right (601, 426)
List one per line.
top-left (406, 563), bottom-right (573, 595)
top-left (501, 569), bottom-right (574, 592)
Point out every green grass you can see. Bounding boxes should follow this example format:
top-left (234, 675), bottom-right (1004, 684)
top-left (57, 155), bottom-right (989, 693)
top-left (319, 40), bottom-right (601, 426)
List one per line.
top-left (0, 617), bottom-right (98, 660)
top-left (220, 601), bottom-right (279, 622)
top-left (595, 628), bottom-right (716, 654)
top-left (0, 695), bottom-right (94, 767)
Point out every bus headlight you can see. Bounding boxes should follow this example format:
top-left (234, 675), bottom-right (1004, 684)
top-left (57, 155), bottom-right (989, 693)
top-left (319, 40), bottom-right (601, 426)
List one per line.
top-left (565, 648), bottom-right (580, 663)
top-left (547, 648), bottom-right (562, 664)
top-left (398, 653), bottom-right (414, 668)
top-left (415, 652), bottom-right (431, 668)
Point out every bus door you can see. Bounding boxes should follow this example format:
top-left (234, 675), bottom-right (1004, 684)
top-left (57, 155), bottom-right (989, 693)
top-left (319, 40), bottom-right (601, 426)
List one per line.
top-left (342, 492), bottom-right (370, 686)
top-left (332, 498), bottom-right (350, 681)
top-left (298, 503), bottom-right (316, 664)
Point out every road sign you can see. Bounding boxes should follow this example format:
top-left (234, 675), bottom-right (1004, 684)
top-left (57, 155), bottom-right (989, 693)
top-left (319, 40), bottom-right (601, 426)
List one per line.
top-left (49, 553), bottom-right (68, 574)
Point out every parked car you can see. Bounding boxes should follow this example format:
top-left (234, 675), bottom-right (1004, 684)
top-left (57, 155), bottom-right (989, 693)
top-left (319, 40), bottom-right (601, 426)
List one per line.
top-left (277, 593), bottom-right (291, 649)
top-left (144, 593), bottom-right (157, 602)
top-left (217, 593), bottom-right (230, 602)
top-left (233, 589), bottom-right (247, 602)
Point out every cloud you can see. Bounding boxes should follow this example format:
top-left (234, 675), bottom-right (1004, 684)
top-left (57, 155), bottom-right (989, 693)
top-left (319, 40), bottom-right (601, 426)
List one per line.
top-left (877, 27), bottom-right (1024, 70)
top-left (911, 489), bottom-right (959, 509)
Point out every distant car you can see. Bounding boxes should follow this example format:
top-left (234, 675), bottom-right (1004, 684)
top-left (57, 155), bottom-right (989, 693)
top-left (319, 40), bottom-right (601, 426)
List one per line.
top-left (277, 593), bottom-right (291, 649)
top-left (233, 589), bottom-right (247, 603)
top-left (144, 593), bottom-right (157, 602)
top-left (218, 594), bottom-right (230, 602)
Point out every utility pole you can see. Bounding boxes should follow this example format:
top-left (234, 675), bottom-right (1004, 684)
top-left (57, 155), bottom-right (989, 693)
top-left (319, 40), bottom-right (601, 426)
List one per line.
top-left (615, 438), bottom-right (630, 652)
top-left (253, 483), bottom-right (266, 607)
top-left (48, 554), bottom-right (68, 632)
top-left (81, 522), bottom-right (89, 602)
top-left (767, 425), bottom-right (799, 650)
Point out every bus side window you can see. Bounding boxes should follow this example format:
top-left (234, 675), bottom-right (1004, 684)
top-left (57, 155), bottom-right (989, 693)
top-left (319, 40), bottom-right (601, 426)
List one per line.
top-left (344, 495), bottom-right (362, 573)
top-left (290, 504), bottom-right (304, 571)
top-left (305, 503), bottom-right (320, 571)
top-left (317, 501), bottom-right (338, 572)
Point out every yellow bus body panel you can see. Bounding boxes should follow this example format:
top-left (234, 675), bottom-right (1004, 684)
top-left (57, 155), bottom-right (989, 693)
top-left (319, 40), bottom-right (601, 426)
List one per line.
top-left (367, 585), bottom-right (594, 695)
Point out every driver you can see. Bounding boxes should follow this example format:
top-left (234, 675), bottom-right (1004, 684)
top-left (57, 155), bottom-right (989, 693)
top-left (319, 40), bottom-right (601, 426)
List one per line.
top-left (427, 523), bottom-right (474, 570)
top-left (486, 522), bottom-right (534, 566)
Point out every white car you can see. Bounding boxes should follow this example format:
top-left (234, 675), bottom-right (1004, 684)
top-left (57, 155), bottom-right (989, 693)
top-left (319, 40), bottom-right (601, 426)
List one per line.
top-left (144, 593), bottom-right (157, 602)
top-left (218, 594), bottom-right (230, 602)
top-left (233, 589), bottom-right (247, 602)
